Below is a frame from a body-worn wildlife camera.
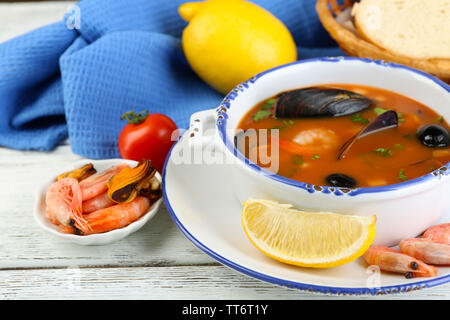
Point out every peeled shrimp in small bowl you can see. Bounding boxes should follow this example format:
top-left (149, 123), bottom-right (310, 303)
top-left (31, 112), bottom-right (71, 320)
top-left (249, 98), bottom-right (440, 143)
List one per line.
top-left (33, 159), bottom-right (163, 245)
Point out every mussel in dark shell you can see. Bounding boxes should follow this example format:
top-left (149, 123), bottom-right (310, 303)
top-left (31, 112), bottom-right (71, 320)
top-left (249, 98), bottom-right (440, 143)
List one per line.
top-left (56, 163), bottom-right (96, 182)
top-left (107, 160), bottom-right (157, 203)
top-left (275, 87), bottom-right (373, 118)
top-left (338, 110), bottom-right (399, 160)
top-left (417, 124), bottom-right (450, 148)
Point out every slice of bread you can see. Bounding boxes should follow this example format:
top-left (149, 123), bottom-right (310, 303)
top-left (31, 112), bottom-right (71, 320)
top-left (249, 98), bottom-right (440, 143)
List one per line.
top-left (352, 0), bottom-right (450, 59)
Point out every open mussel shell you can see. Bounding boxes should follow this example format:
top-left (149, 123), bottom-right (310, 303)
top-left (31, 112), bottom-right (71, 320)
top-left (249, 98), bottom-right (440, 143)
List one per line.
top-left (275, 87), bottom-right (373, 118)
top-left (56, 163), bottom-right (96, 182)
top-left (107, 159), bottom-right (157, 203)
top-left (338, 110), bottom-right (399, 160)
top-left (355, 110), bottom-right (399, 139)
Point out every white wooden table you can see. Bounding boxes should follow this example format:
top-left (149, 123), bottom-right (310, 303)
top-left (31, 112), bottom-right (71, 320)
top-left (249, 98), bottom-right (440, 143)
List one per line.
top-left (0, 2), bottom-right (448, 300)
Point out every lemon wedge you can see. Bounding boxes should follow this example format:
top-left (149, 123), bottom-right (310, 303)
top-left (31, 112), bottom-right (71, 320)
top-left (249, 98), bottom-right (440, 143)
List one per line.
top-left (242, 199), bottom-right (376, 268)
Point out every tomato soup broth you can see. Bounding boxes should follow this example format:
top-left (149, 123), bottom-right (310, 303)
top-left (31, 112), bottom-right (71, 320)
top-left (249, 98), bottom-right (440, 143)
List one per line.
top-left (236, 84), bottom-right (450, 188)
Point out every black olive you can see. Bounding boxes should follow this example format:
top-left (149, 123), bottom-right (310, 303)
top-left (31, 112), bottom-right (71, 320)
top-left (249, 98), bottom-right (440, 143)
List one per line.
top-left (417, 124), bottom-right (450, 148)
top-left (325, 173), bottom-right (357, 189)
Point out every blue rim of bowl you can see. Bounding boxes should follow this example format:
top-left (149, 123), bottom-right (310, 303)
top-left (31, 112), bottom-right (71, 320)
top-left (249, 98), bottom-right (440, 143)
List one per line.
top-left (215, 56), bottom-right (450, 196)
top-left (162, 133), bottom-right (450, 296)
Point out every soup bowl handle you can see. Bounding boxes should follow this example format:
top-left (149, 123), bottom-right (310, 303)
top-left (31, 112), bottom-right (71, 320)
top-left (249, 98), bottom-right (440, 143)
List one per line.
top-left (188, 109), bottom-right (223, 152)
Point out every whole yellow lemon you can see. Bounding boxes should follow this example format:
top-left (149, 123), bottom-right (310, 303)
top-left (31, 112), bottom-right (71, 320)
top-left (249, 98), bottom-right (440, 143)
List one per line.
top-left (179, 0), bottom-right (297, 95)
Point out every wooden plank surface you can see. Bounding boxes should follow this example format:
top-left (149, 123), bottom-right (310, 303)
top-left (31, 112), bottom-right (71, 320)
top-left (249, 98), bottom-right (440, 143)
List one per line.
top-left (0, 1), bottom-right (449, 300)
top-left (0, 1), bottom-right (75, 43)
top-left (2, 265), bottom-right (449, 300)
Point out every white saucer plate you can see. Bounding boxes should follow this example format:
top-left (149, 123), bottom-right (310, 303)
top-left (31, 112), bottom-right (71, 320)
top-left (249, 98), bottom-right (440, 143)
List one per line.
top-left (163, 133), bottom-right (450, 295)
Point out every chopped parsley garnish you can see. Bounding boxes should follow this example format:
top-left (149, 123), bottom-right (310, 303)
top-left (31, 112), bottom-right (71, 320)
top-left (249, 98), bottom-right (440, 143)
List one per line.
top-left (403, 134), bottom-right (414, 140)
top-left (374, 107), bottom-right (388, 115)
top-left (261, 98), bottom-right (277, 110)
top-left (282, 120), bottom-right (295, 127)
top-left (394, 144), bottom-right (404, 150)
top-left (351, 113), bottom-right (369, 125)
top-left (253, 110), bottom-right (272, 122)
top-left (374, 148), bottom-right (393, 158)
top-left (311, 154), bottom-right (320, 160)
top-left (273, 119), bottom-right (294, 131)
top-left (374, 108), bottom-right (404, 122)
top-left (435, 116), bottom-right (443, 123)
top-left (293, 155), bottom-right (304, 165)
top-left (398, 169), bottom-right (408, 181)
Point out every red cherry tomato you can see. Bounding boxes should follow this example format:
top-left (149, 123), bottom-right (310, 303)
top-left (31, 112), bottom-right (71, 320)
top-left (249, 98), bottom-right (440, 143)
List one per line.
top-left (118, 111), bottom-right (178, 172)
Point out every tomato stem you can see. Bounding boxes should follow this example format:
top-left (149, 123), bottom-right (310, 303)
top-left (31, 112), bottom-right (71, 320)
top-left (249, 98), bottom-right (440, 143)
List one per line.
top-left (121, 110), bottom-right (149, 124)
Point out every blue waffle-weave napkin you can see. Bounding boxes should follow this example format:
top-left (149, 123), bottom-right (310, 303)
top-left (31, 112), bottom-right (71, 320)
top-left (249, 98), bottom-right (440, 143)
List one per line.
top-left (0, 0), bottom-right (343, 158)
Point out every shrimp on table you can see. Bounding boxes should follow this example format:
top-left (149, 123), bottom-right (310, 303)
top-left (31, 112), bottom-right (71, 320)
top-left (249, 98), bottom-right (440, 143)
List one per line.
top-left (79, 163), bottom-right (129, 201)
top-left (45, 177), bottom-right (90, 233)
top-left (399, 239), bottom-right (450, 266)
top-left (279, 128), bottom-right (339, 156)
top-left (422, 223), bottom-right (450, 244)
top-left (363, 246), bottom-right (437, 278)
top-left (82, 192), bottom-right (116, 214)
top-left (82, 196), bottom-right (151, 235)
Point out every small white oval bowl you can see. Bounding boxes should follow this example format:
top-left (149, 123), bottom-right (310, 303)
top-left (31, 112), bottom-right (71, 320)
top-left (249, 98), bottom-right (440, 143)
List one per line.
top-left (34, 159), bottom-right (163, 245)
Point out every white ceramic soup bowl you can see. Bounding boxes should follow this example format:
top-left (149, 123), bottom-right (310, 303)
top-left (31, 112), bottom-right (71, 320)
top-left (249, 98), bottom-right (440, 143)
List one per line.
top-left (187, 57), bottom-right (450, 247)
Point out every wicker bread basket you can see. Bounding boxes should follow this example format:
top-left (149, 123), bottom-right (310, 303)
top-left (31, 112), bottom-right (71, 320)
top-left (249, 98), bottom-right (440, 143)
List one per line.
top-left (316, 0), bottom-right (450, 83)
